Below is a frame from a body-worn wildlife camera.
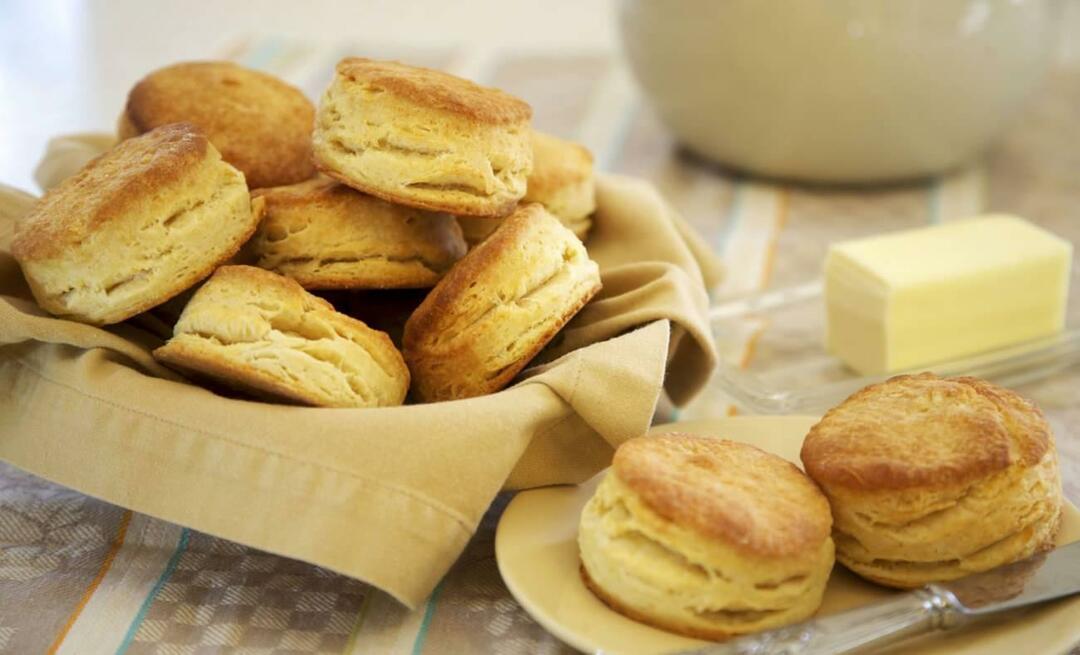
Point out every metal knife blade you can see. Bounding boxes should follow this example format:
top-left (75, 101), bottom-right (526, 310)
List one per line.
top-left (668, 540), bottom-right (1080, 655)
top-left (941, 538), bottom-right (1080, 615)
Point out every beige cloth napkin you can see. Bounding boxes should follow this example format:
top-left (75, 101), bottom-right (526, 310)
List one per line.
top-left (0, 134), bottom-right (722, 608)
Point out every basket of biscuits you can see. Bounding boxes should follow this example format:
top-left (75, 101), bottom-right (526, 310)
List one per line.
top-left (0, 58), bottom-right (720, 605)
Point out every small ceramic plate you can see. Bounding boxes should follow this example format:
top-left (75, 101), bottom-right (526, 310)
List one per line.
top-left (495, 416), bottom-right (1080, 655)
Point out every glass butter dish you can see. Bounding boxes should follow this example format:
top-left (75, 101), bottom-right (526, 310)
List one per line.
top-left (682, 281), bottom-right (1080, 417)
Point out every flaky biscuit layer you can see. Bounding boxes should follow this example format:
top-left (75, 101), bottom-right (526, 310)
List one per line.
top-left (403, 203), bottom-right (600, 401)
top-left (154, 265), bottom-right (409, 408)
top-left (802, 373), bottom-right (1063, 588)
top-left (13, 124), bottom-right (258, 325)
top-left (251, 178), bottom-right (466, 289)
top-left (580, 436), bottom-right (834, 640)
top-left (524, 131), bottom-right (596, 234)
top-left (313, 58), bottom-right (532, 218)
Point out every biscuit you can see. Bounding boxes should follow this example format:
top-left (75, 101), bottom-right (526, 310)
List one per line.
top-left (312, 58), bottom-right (533, 218)
top-left (12, 123), bottom-right (258, 325)
top-left (524, 131), bottom-right (596, 239)
top-left (120, 61), bottom-right (315, 188)
top-left (579, 433), bottom-right (834, 640)
top-left (801, 373), bottom-right (1063, 589)
top-left (153, 266), bottom-right (409, 408)
top-left (250, 177), bottom-right (466, 289)
top-left (455, 132), bottom-right (595, 247)
top-left (402, 203), bottom-right (601, 401)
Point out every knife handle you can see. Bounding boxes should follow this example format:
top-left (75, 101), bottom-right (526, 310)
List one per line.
top-left (712, 586), bottom-right (966, 655)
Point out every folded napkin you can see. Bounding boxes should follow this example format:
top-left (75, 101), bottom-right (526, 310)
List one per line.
top-left (0, 134), bottom-right (721, 607)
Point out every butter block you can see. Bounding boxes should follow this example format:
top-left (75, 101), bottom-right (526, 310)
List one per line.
top-left (825, 215), bottom-right (1072, 375)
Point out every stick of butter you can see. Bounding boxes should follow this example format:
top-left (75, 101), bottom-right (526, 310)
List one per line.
top-left (825, 215), bottom-right (1072, 375)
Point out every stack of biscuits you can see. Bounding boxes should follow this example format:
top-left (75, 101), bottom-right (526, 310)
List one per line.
top-left (11, 58), bottom-right (602, 408)
top-left (578, 373), bottom-right (1064, 641)
top-left (801, 373), bottom-right (1062, 588)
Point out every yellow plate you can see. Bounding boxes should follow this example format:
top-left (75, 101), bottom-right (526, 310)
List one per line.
top-left (495, 416), bottom-right (1080, 655)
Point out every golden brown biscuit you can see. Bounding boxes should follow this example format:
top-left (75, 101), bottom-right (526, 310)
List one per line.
top-left (12, 123), bottom-right (258, 325)
top-left (801, 373), bottom-right (1063, 588)
top-left (312, 58), bottom-right (533, 218)
top-left (579, 433), bottom-right (834, 640)
top-left (455, 132), bottom-right (596, 248)
top-left (120, 61), bottom-right (315, 188)
top-left (524, 131), bottom-right (596, 239)
top-left (250, 177), bottom-right (466, 289)
top-left (403, 203), bottom-right (601, 402)
top-left (154, 266), bottom-right (409, 408)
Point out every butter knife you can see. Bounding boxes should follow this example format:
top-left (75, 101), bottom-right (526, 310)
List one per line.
top-left (672, 539), bottom-right (1080, 655)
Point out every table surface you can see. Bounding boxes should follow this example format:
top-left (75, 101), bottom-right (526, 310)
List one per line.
top-left (4, 2), bottom-right (1080, 653)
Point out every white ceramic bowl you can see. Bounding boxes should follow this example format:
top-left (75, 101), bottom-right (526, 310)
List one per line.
top-left (619, 0), bottom-right (1059, 183)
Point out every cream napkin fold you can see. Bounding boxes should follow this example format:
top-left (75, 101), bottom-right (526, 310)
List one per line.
top-left (0, 134), bottom-right (721, 607)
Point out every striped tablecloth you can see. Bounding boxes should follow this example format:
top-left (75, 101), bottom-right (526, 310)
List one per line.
top-left (3, 35), bottom-right (1080, 654)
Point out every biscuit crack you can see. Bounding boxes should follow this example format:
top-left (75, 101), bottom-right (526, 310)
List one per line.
top-left (753, 574), bottom-right (808, 590)
top-left (274, 254), bottom-right (443, 274)
top-left (837, 501), bottom-right (1051, 567)
top-left (328, 137), bottom-right (449, 160)
top-left (104, 270), bottom-right (151, 296)
top-left (614, 528), bottom-right (713, 582)
top-left (404, 181), bottom-right (489, 197)
top-left (157, 180), bottom-right (229, 232)
top-left (851, 480), bottom-right (980, 529)
top-left (435, 261), bottom-right (574, 347)
top-left (692, 607), bottom-right (782, 624)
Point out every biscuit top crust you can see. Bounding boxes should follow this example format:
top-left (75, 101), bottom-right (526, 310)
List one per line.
top-left (801, 373), bottom-right (1053, 491)
top-left (252, 176), bottom-right (456, 223)
top-left (335, 57), bottom-right (532, 125)
top-left (13, 123), bottom-right (211, 261)
top-left (193, 264), bottom-right (335, 313)
top-left (613, 433), bottom-right (832, 558)
top-left (123, 61), bottom-right (314, 187)
top-left (251, 176), bottom-right (342, 204)
top-left (526, 131), bottom-right (593, 194)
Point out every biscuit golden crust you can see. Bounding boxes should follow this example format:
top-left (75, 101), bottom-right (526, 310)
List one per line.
top-left (527, 132), bottom-right (594, 192)
top-left (801, 373), bottom-right (1063, 589)
top-left (154, 266), bottom-right (409, 408)
top-left (13, 123), bottom-right (258, 325)
top-left (250, 178), bottom-right (466, 289)
top-left (801, 373), bottom-right (1051, 490)
top-left (579, 434), bottom-right (834, 639)
top-left (403, 203), bottom-right (600, 401)
top-left (312, 58), bottom-right (533, 218)
top-left (334, 58), bottom-right (531, 125)
top-left (524, 132), bottom-right (596, 225)
top-left (615, 434), bottom-right (832, 557)
top-left (15, 124), bottom-right (208, 261)
top-left (122, 61), bottom-right (315, 188)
